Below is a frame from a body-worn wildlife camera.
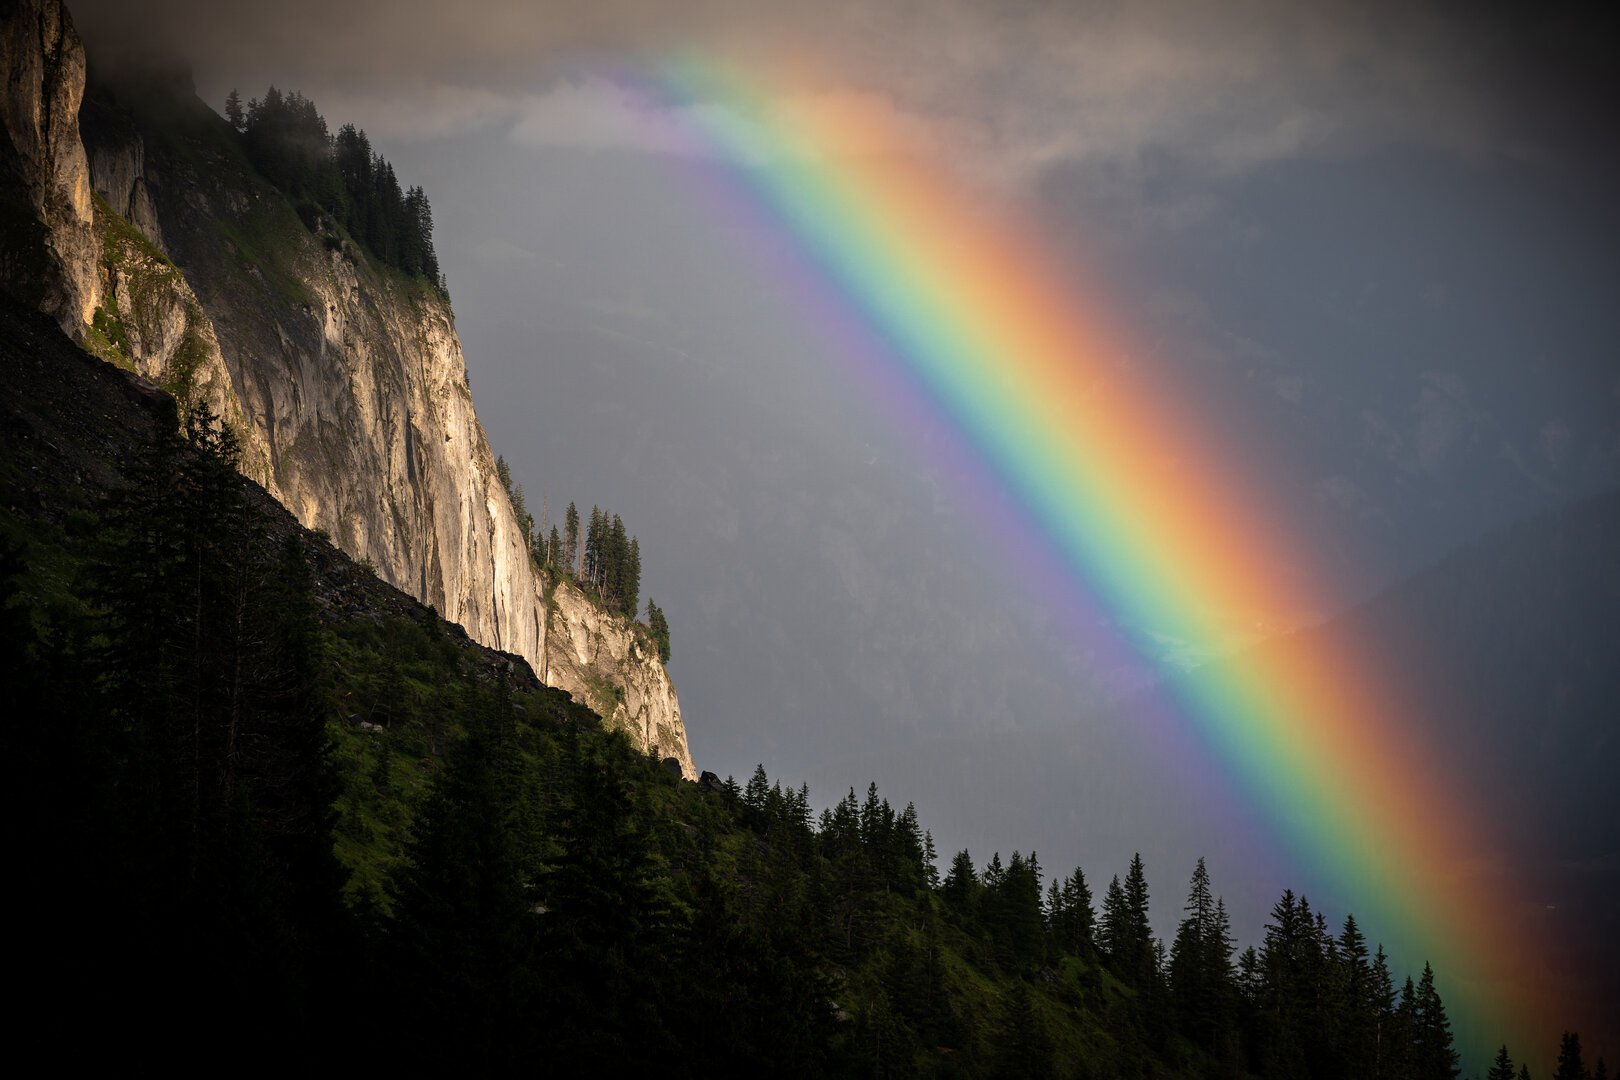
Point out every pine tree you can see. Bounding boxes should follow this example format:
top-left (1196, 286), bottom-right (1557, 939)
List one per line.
top-left (942, 850), bottom-right (979, 924)
top-left (1339, 913), bottom-right (1376, 1079)
top-left (1391, 976), bottom-right (1419, 1080)
top-left (511, 486), bottom-right (530, 549)
top-left (585, 506), bottom-right (603, 588)
top-left (1122, 853), bottom-right (1153, 987)
top-left (1489, 1046), bottom-right (1518, 1080)
top-left (607, 513), bottom-right (629, 610)
top-left (1258, 888), bottom-right (1313, 1077)
top-left (993, 980), bottom-right (1054, 1080)
top-left (1057, 867), bottom-right (1095, 957)
top-left (1099, 874), bottom-right (1128, 967)
top-left (82, 403), bottom-right (344, 1047)
top-left (1211, 899), bottom-right (1235, 990)
top-left (894, 803), bottom-right (926, 892)
top-left (624, 536), bottom-right (641, 619)
top-left (564, 502), bottom-right (580, 576)
top-left (1169, 858), bottom-right (1234, 1052)
top-left (225, 88), bottom-right (245, 130)
top-left (744, 764), bottom-right (771, 819)
top-left (646, 599), bottom-right (670, 663)
top-left (1555, 1033), bottom-right (1588, 1080)
top-left (991, 850), bottom-right (1045, 971)
top-left (1372, 944), bottom-right (1398, 1080)
top-left (540, 727), bottom-right (672, 1068)
top-left (1415, 962), bottom-right (1460, 1080)
top-left (392, 687), bottom-right (536, 1065)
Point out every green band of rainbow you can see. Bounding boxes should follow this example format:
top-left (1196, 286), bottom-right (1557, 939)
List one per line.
top-left (646, 56), bottom-right (1560, 1053)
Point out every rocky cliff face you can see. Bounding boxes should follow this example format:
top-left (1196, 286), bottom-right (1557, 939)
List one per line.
top-left (81, 185), bottom-right (272, 483)
top-left (0, 0), bottom-right (97, 334)
top-left (0, 0), bottom-right (693, 775)
top-left (544, 578), bottom-right (694, 777)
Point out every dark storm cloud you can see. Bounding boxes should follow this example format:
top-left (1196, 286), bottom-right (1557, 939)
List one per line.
top-left (72, 0), bottom-right (1618, 187)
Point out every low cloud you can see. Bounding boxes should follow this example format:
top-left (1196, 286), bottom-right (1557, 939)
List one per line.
top-left (505, 78), bottom-right (939, 166)
top-left (70, 0), bottom-right (1616, 190)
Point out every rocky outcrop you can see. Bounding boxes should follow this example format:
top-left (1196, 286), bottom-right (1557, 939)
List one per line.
top-left (543, 577), bottom-right (694, 778)
top-left (0, 0), bottom-right (694, 774)
top-left (83, 192), bottom-right (271, 482)
top-left (44, 56), bottom-right (694, 775)
top-left (80, 94), bottom-right (163, 247)
top-left (0, 0), bottom-right (98, 334)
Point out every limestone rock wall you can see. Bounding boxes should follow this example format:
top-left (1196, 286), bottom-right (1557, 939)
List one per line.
top-left (61, 55), bottom-right (693, 776)
top-left (86, 193), bottom-right (271, 483)
top-left (543, 577), bottom-right (694, 778)
top-left (0, 0), bottom-right (694, 775)
top-left (0, 0), bottom-right (98, 333)
top-left (81, 95), bottom-right (163, 247)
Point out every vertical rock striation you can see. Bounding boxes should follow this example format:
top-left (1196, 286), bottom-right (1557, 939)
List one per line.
top-left (0, 0), bottom-right (98, 333)
top-left (543, 578), bottom-right (695, 778)
top-left (0, 0), bottom-right (693, 775)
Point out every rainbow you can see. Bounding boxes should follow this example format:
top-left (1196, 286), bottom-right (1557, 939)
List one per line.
top-left (630, 57), bottom-right (1557, 1052)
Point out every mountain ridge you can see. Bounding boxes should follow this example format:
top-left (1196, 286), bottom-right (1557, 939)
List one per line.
top-left (0, 0), bottom-right (693, 777)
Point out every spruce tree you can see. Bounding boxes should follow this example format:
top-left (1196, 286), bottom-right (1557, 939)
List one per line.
top-left (1339, 913), bottom-right (1376, 1078)
top-left (744, 764), bottom-right (771, 819)
top-left (392, 686), bottom-right (536, 1066)
top-left (1555, 1032), bottom-right (1587, 1080)
top-left (585, 506), bottom-right (603, 588)
top-left (993, 980), bottom-right (1054, 1080)
top-left (1391, 976), bottom-right (1419, 1080)
top-left (1415, 962), bottom-right (1460, 1080)
top-left (942, 850), bottom-right (980, 925)
top-left (540, 726), bottom-right (672, 1068)
top-left (608, 513), bottom-right (628, 610)
top-left (1489, 1046), bottom-right (1518, 1080)
top-left (1259, 888), bottom-right (1312, 1077)
top-left (624, 535), bottom-right (641, 618)
top-left (1169, 858), bottom-right (1213, 1041)
top-left (1099, 874), bottom-right (1128, 967)
top-left (646, 599), bottom-right (670, 663)
top-left (1169, 858), bottom-right (1234, 1053)
top-left (1372, 945), bottom-right (1398, 1080)
top-left (1122, 853), bottom-right (1153, 987)
top-left (1059, 867), bottom-right (1095, 956)
top-left (564, 501), bottom-right (580, 576)
top-left (82, 403), bottom-right (342, 1049)
top-left (225, 88), bottom-right (245, 130)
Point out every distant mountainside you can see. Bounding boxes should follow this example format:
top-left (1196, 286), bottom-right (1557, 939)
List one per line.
top-left (1283, 488), bottom-right (1620, 849)
top-left (1186, 486), bottom-right (1620, 1042)
top-left (0, 0), bottom-right (691, 775)
top-left (811, 487), bottom-right (1620, 1057)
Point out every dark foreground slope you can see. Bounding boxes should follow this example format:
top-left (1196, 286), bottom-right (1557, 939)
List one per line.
top-left (5, 294), bottom-right (1584, 1077)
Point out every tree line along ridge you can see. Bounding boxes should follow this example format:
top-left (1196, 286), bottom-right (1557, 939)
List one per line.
top-left (496, 454), bottom-right (670, 662)
top-left (225, 86), bottom-right (444, 291)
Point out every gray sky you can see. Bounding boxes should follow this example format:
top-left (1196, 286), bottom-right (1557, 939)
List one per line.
top-left (75, 0), bottom-right (1620, 1055)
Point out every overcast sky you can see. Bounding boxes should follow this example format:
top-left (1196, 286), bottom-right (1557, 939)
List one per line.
top-left (74, 0), bottom-right (1619, 1057)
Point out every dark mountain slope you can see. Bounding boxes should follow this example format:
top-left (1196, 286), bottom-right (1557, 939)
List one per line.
top-left (0, 292), bottom-right (511, 656)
